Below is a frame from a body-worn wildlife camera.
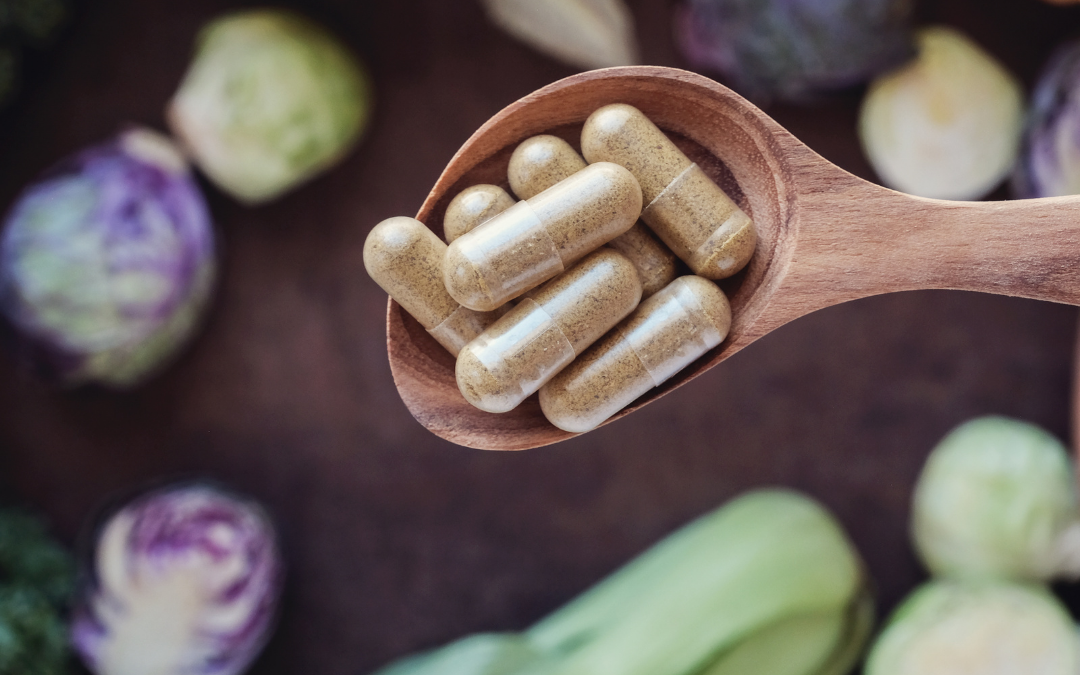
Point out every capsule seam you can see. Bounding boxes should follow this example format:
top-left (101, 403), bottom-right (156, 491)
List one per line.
top-left (426, 304), bottom-right (486, 356)
top-left (645, 161), bottom-right (696, 213)
top-left (470, 298), bottom-right (576, 403)
top-left (452, 232), bottom-right (501, 309)
top-left (453, 200), bottom-right (566, 308)
top-left (641, 162), bottom-right (698, 260)
top-left (625, 281), bottom-right (723, 386)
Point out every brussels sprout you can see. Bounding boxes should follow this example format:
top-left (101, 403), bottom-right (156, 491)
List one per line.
top-left (167, 9), bottom-right (373, 205)
top-left (70, 484), bottom-right (283, 675)
top-left (1014, 39), bottom-right (1080, 198)
top-left (0, 128), bottom-right (216, 388)
top-left (858, 26), bottom-right (1024, 200)
top-left (864, 580), bottom-right (1079, 675)
top-left (674, 0), bottom-right (914, 101)
top-left (911, 416), bottom-right (1080, 582)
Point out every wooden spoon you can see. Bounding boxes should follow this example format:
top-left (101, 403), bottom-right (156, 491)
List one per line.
top-left (388, 66), bottom-right (1080, 451)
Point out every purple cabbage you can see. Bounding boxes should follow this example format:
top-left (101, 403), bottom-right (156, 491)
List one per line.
top-left (1014, 39), bottom-right (1080, 198)
top-left (0, 128), bottom-right (216, 388)
top-left (71, 484), bottom-right (283, 675)
top-left (675, 0), bottom-right (915, 101)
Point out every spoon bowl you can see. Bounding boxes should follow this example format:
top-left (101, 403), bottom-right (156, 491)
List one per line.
top-left (387, 66), bottom-right (1080, 451)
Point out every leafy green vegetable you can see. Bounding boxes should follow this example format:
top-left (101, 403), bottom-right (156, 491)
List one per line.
top-left (0, 509), bottom-right (75, 675)
top-left (374, 634), bottom-right (545, 675)
top-left (371, 490), bottom-right (871, 675)
top-left (0, 0), bottom-right (67, 106)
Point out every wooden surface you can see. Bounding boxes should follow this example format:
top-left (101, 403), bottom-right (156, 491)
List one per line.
top-left (1, 0), bottom-right (1080, 673)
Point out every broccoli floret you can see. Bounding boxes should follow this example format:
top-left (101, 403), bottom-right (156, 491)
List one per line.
top-left (0, 586), bottom-right (69, 675)
top-left (0, 0), bottom-right (66, 43)
top-left (0, 510), bottom-right (74, 675)
top-left (0, 511), bottom-right (75, 604)
top-left (0, 0), bottom-right (67, 105)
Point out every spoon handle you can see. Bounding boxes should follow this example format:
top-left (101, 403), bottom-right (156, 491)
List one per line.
top-left (779, 162), bottom-right (1080, 314)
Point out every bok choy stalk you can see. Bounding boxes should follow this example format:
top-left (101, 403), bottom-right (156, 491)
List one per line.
top-left (374, 634), bottom-right (544, 675)
top-left (864, 580), bottom-right (1079, 675)
top-left (529, 489), bottom-right (871, 675)
top-left (371, 489), bottom-right (872, 675)
top-left (911, 416), bottom-right (1080, 582)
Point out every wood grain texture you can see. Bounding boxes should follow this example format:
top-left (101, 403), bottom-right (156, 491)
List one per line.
top-left (1, 2), bottom-right (1079, 674)
top-left (389, 66), bottom-right (1080, 451)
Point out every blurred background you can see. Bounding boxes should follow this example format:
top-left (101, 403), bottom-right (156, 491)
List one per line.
top-left (1, 0), bottom-right (1079, 673)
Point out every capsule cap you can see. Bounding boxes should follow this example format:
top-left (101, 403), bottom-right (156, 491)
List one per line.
top-left (642, 164), bottom-right (756, 279)
top-left (456, 299), bottom-right (576, 413)
top-left (539, 275), bottom-right (731, 433)
top-left (443, 201), bottom-right (563, 311)
top-left (444, 184), bottom-right (515, 243)
top-left (508, 135), bottom-right (588, 200)
top-left (581, 103), bottom-right (692, 203)
top-left (363, 216), bottom-right (459, 329)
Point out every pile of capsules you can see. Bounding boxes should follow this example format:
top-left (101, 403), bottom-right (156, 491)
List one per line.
top-left (364, 103), bottom-right (757, 433)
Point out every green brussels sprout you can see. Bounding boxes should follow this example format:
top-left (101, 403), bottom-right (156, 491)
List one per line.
top-left (911, 416), bottom-right (1080, 582)
top-left (859, 26), bottom-right (1024, 200)
top-left (167, 9), bottom-right (373, 204)
top-left (864, 580), bottom-right (1079, 675)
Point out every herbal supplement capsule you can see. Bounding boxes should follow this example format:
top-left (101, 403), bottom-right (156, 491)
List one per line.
top-left (508, 135), bottom-right (590, 200)
top-left (443, 184), bottom-right (515, 243)
top-left (456, 249), bottom-right (642, 414)
top-left (539, 276), bottom-right (731, 433)
top-left (509, 135), bottom-right (680, 297)
top-left (443, 162), bottom-right (641, 312)
top-left (363, 217), bottom-right (507, 356)
top-left (605, 226), bottom-right (679, 298)
top-left (581, 103), bottom-right (757, 280)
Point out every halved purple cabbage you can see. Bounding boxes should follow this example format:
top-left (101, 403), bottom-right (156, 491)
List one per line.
top-left (0, 128), bottom-right (216, 388)
top-left (1014, 39), bottom-right (1080, 198)
top-left (71, 484), bottom-right (283, 675)
top-left (675, 0), bottom-right (915, 101)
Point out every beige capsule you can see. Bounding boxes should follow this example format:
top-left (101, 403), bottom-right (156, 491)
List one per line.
top-left (509, 134), bottom-right (680, 297)
top-left (456, 249), bottom-right (642, 414)
top-left (363, 217), bottom-right (507, 356)
top-left (443, 184), bottom-right (515, 243)
top-left (508, 135), bottom-right (588, 200)
top-left (443, 161), bottom-right (641, 312)
top-left (581, 103), bottom-right (757, 280)
top-left (539, 276), bottom-right (731, 433)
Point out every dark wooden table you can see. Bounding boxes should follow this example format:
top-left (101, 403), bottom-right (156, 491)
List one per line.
top-left (1, 0), bottom-right (1079, 673)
